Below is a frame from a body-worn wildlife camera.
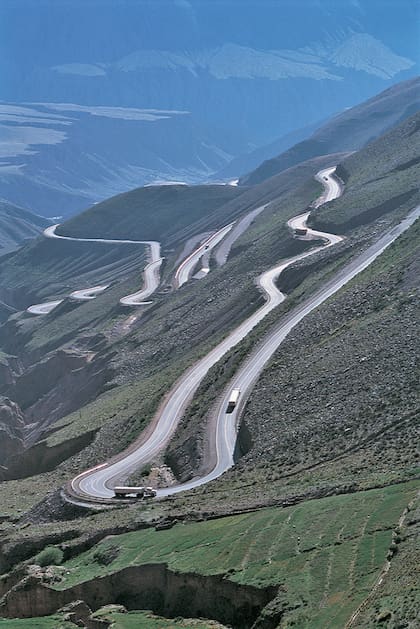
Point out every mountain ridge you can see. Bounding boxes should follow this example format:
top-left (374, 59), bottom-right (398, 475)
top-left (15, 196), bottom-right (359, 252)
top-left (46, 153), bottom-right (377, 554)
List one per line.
top-left (240, 76), bottom-right (420, 185)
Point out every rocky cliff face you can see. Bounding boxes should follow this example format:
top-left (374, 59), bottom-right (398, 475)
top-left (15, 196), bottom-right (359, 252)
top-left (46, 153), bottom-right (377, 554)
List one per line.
top-left (0, 398), bottom-right (25, 465)
top-left (0, 564), bottom-right (277, 628)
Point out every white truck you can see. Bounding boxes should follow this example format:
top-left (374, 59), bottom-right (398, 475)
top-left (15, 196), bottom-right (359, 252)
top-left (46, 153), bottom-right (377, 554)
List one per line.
top-left (113, 486), bottom-right (157, 499)
top-left (226, 388), bottom-right (240, 413)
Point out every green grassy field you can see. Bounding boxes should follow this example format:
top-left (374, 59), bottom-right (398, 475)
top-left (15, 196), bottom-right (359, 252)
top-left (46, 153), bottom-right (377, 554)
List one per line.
top-left (53, 482), bottom-right (417, 628)
top-left (0, 617), bottom-right (76, 628)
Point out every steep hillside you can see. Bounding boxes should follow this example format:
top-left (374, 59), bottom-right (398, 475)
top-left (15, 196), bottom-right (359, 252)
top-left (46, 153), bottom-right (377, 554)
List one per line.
top-left (0, 200), bottom-right (49, 254)
top-left (0, 111), bottom-right (417, 485)
top-left (241, 77), bottom-right (420, 185)
top-left (212, 118), bottom-right (324, 180)
top-left (58, 153), bottom-right (345, 248)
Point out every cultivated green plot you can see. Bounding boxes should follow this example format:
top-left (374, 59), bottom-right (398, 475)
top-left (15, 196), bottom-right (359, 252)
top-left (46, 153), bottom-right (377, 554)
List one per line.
top-left (0, 611), bottom-right (221, 629)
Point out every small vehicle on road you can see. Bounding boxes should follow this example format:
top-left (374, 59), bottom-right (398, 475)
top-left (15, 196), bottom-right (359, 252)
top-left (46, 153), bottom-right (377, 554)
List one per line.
top-left (226, 388), bottom-right (240, 413)
top-left (114, 486), bottom-right (157, 499)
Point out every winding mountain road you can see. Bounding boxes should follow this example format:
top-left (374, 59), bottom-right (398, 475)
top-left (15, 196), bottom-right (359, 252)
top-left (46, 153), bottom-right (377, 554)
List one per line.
top-left (69, 168), bottom-right (419, 503)
top-left (27, 225), bottom-right (162, 314)
top-left (70, 167), bottom-right (341, 501)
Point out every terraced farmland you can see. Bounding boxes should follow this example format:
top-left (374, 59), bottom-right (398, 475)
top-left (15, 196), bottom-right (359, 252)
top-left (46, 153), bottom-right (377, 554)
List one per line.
top-left (55, 482), bottom-right (417, 627)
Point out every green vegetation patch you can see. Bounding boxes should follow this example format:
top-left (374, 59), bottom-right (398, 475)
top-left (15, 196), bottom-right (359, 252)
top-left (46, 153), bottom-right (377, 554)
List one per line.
top-left (0, 471), bottom-right (59, 521)
top-left (0, 611), bottom-right (222, 629)
top-left (56, 483), bottom-right (417, 627)
top-left (351, 491), bottom-right (420, 628)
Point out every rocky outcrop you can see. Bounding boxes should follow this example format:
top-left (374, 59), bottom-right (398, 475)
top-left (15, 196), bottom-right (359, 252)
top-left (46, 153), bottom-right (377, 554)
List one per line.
top-left (59, 600), bottom-right (111, 628)
top-left (0, 564), bottom-right (277, 628)
top-left (6, 349), bottom-right (95, 410)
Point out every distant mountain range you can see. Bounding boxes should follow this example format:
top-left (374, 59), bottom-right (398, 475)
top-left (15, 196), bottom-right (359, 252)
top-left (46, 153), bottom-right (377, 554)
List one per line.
top-left (52, 33), bottom-right (413, 82)
top-left (0, 0), bottom-right (418, 216)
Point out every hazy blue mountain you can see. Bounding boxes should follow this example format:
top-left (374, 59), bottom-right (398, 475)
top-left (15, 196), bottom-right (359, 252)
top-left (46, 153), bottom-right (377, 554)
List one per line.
top-left (0, 200), bottom-right (49, 254)
top-left (0, 0), bottom-right (418, 216)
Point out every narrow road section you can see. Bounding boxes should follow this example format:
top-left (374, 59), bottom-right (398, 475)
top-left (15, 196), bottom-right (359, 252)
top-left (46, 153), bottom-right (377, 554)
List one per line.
top-left (174, 223), bottom-right (234, 287)
top-left (27, 225), bottom-right (162, 314)
top-left (119, 241), bottom-right (162, 306)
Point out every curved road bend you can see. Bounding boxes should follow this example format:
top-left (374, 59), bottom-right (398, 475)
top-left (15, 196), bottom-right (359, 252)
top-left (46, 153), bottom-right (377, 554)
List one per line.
top-left (27, 299), bottom-right (66, 316)
top-left (174, 223), bottom-right (234, 288)
top-left (119, 241), bottom-right (162, 306)
top-left (69, 286), bottom-right (110, 301)
top-left (27, 285), bottom-right (110, 315)
top-left (71, 167), bottom-right (344, 501)
top-left (27, 225), bottom-right (162, 314)
top-left (194, 203), bottom-right (420, 493)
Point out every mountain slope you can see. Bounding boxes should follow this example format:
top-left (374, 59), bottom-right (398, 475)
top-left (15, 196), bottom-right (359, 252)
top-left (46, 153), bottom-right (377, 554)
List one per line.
top-left (212, 117), bottom-right (325, 181)
top-left (58, 183), bottom-right (243, 246)
top-left (310, 111), bottom-right (420, 232)
top-left (0, 200), bottom-right (49, 254)
top-left (241, 76), bottom-right (420, 185)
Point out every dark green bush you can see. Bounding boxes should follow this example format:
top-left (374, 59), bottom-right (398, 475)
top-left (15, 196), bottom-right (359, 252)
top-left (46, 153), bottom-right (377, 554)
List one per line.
top-left (34, 545), bottom-right (64, 567)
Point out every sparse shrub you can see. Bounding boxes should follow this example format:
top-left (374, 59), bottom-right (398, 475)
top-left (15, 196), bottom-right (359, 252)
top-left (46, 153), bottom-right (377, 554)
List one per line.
top-left (140, 463), bottom-right (152, 476)
top-left (34, 545), bottom-right (64, 567)
top-left (93, 544), bottom-right (120, 566)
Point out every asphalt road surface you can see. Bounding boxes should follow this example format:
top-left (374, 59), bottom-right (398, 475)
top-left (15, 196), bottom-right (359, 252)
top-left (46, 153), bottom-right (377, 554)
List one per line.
top-left (119, 241), bottom-right (162, 306)
top-left (174, 223), bottom-right (234, 287)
